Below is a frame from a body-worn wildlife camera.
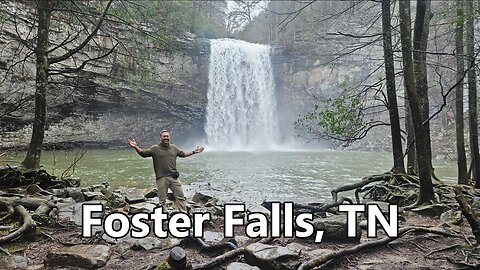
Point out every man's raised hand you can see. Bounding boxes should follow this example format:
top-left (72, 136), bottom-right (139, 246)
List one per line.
top-left (194, 146), bottom-right (205, 154)
top-left (128, 138), bottom-right (137, 148)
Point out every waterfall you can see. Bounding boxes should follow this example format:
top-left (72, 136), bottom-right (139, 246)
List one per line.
top-left (205, 39), bottom-right (281, 151)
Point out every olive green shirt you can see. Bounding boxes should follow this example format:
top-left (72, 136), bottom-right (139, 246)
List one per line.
top-left (139, 143), bottom-right (183, 179)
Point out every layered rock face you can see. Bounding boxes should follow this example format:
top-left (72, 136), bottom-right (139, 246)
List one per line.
top-left (0, 1), bottom-right (367, 151)
top-left (0, 2), bottom-right (211, 149)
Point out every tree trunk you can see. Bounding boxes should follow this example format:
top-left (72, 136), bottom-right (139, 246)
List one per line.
top-left (22, 0), bottom-right (51, 170)
top-left (399, 0), bottom-right (434, 203)
top-left (453, 186), bottom-right (480, 244)
top-left (406, 103), bottom-right (416, 174)
top-left (455, 0), bottom-right (468, 185)
top-left (382, 0), bottom-right (405, 173)
top-left (466, 0), bottom-right (480, 187)
top-left (413, 0), bottom-right (434, 177)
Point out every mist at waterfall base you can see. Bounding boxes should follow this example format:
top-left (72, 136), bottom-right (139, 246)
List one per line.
top-left (203, 38), bottom-right (310, 151)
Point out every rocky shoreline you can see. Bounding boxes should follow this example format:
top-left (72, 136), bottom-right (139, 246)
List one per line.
top-left (0, 167), bottom-right (479, 269)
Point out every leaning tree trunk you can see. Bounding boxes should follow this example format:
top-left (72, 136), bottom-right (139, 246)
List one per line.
top-left (453, 186), bottom-right (480, 244)
top-left (413, 0), bottom-right (435, 178)
top-left (399, 0), bottom-right (434, 203)
top-left (22, 0), bottom-right (51, 170)
top-left (455, 0), bottom-right (468, 185)
top-left (466, 0), bottom-right (480, 187)
top-left (382, 0), bottom-right (405, 173)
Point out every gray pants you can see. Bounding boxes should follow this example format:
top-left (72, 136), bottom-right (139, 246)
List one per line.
top-left (156, 175), bottom-right (187, 212)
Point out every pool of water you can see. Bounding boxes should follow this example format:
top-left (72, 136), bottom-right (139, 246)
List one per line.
top-left (2, 149), bottom-right (457, 203)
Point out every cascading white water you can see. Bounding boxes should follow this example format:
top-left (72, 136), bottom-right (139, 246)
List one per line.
top-left (205, 39), bottom-right (281, 151)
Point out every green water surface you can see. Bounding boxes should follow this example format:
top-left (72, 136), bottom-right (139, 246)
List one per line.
top-left (2, 149), bottom-right (457, 203)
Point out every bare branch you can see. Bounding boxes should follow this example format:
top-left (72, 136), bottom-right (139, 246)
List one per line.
top-left (48, 43), bottom-right (118, 75)
top-left (423, 49), bottom-right (480, 125)
top-left (277, 0), bottom-right (316, 32)
top-left (13, 14), bottom-right (35, 51)
top-left (48, 0), bottom-right (114, 65)
top-left (47, 30), bottom-right (81, 54)
top-left (326, 31), bottom-right (382, 39)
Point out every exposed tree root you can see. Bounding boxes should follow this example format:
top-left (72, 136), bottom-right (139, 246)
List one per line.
top-left (191, 173), bottom-right (468, 270)
top-left (0, 246), bottom-right (11, 255)
top-left (192, 230), bottom-right (276, 270)
top-left (192, 246), bottom-right (245, 270)
top-left (0, 196), bottom-right (55, 211)
top-left (293, 197), bottom-right (353, 215)
top-left (191, 225), bottom-right (457, 270)
top-left (297, 226), bottom-right (458, 270)
top-left (0, 205), bottom-right (36, 244)
top-left (0, 167), bottom-right (80, 189)
top-left (454, 186), bottom-right (480, 245)
top-left (189, 235), bottom-right (237, 254)
top-left (426, 243), bottom-right (462, 257)
top-left (402, 199), bottom-right (427, 211)
top-left (331, 173), bottom-right (390, 203)
top-left (32, 202), bottom-right (55, 224)
top-left (353, 172), bottom-right (452, 207)
top-left (0, 201), bottom-right (15, 222)
top-left (393, 174), bottom-right (419, 186)
top-left (447, 257), bottom-right (480, 268)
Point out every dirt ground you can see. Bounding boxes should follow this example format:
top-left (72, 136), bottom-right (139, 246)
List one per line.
top-left (3, 208), bottom-right (478, 270)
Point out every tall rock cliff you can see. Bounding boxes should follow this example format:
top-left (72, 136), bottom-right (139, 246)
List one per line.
top-left (0, 2), bottom-right (212, 149)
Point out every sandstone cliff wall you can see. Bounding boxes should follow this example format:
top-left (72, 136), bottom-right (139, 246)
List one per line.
top-left (0, 2), bottom-right (212, 149)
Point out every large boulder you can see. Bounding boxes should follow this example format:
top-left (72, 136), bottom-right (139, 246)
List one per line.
top-left (440, 210), bottom-right (462, 225)
top-left (45, 245), bottom-right (111, 268)
top-left (133, 237), bottom-right (180, 251)
top-left (226, 262), bottom-right (261, 270)
top-left (312, 214), bottom-right (361, 241)
top-left (83, 191), bottom-right (105, 201)
top-left (0, 255), bottom-right (28, 269)
top-left (246, 204), bottom-right (271, 216)
top-left (231, 235), bottom-right (251, 247)
top-left (244, 242), bottom-right (300, 270)
top-left (67, 187), bottom-right (85, 202)
top-left (192, 192), bottom-right (214, 204)
top-left (57, 201), bottom-right (106, 227)
top-left (125, 193), bottom-right (146, 204)
top-left (286, 242), bottom-right (332, 258)
top-left (128, 202), bottom-right (157, 214)
top-left (102, 234), bottom-right (138, 246)
top-left (102, 232), bottom-right (180, 251)
top-left (202, 230), bottom-right (224, 245)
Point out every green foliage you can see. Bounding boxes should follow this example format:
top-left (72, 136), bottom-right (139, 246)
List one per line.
top-left (319, 96), bottom-right (364, 136)
top-left (109, 0), bottom-right (226, 42)
top-left (453, 3), bottom-right (465, 26)
top-left (453, 14), bottom-right (464, 26)
top-left (295, 94), bottom-right (367, 144)
top-left (156, 262), bottom-right (170, 270)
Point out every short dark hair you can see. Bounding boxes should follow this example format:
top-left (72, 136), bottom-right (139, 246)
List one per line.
top-left (160, 129), bottom-right (169, 136)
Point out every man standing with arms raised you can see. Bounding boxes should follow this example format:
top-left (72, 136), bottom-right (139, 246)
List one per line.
top-left (128, 130), bottom-right (204, 213)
